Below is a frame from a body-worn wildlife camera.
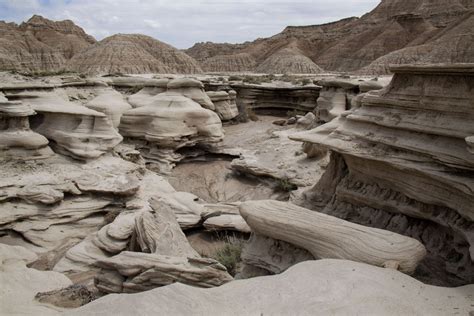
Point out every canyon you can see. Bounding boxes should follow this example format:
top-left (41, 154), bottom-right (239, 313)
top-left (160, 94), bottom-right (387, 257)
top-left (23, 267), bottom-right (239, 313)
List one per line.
top-left (0, 0), bottom-right (473, 315)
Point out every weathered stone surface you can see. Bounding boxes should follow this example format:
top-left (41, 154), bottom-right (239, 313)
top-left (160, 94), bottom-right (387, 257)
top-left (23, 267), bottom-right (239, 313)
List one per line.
top-left (0, 244), bottom-right (71, 315)
top-left (94, 252), bottom-right (233, 293)
top-left (71, 259), bottom-right (474, 316)
top-left (240, 200), bottom-right (426, 273)
top-left (206, 90), bottom-right (239, 120)
top-left (85, 89), bottom-right (132, 129)
top-left (290, 64), bottom-right (474, 285)
top-left (120, 91), bottom-right (223, 171)
top-left (256, 47), bottom-right (324, 74)
top-left (241, 233), bottom-right (313, 275)
top-left (9, 91), bottom-right (122, 160)
top-left (68, 34), bottom-right (202, 75)
top-left (0, 98), bottom-right (53, 160)
top-left (231, 83), bottom-right (320, 114)
top-left (187, 1), bottom-right (474, 74)
top-left (167, 78), bottom-right (214, 110)
top-left (0, 15), bottom-right (95, 73)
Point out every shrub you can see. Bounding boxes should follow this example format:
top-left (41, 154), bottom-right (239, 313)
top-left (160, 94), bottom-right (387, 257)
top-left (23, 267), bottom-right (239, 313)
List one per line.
top-left (275, 177), bottom-right (297, 192)
top-left (212, 235), bottom-right (244, 276)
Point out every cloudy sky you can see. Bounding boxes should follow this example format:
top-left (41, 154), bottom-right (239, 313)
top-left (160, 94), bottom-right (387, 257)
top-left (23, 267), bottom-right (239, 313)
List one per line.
top-left (0, 0), bottom-right (380, 48)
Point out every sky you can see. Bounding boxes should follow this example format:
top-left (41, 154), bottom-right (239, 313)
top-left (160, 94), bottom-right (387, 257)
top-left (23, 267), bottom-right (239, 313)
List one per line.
top-left (0, 0), bottom-right (380, 49)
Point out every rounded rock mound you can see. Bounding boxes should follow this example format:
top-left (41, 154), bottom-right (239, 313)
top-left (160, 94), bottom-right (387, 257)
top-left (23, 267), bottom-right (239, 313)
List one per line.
top-left (67, 34), bottom-right (203, 75)
top-left (256, 48), bottom-right (324, 74)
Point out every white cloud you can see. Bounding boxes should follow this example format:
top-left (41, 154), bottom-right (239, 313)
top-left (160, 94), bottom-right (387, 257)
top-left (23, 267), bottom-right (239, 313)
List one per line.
top-left (0, 0), bottom-right (380, 48)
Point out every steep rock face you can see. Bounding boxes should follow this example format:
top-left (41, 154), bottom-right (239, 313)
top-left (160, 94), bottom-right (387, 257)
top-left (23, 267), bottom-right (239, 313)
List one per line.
top-left (362, 11), bottom-right (474, 74)
top-left (68, 34), bottom-right (203, 75)
top-left (186, 0), bottom-right (474, 73)
top-left (0, 15), bottom-right (95, 72)
top-left (290, 64), bottom-right (474, 286)
top-left (19, 15), bottom-right (96, 59)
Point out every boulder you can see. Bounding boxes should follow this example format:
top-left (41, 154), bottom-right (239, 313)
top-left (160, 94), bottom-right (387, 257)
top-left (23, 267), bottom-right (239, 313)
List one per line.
top-left (240, 200), bottom-right (426, 273)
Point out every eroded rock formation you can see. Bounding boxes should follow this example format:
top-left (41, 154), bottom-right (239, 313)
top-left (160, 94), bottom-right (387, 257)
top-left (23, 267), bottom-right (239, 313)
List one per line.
top-left (9, 91), bottom-right (122, 160)
top-left (71, 259), bottom-right (474, 316)
top-left (186, 0), bottom-right (474, 74)
top-left (240, 200), bottom-right (426, 273)
top-left (68, 34), bottom-right (202, 75)
top-left (0, 15), bottom-right (95, 73)
top-left (0, 96), bottom-right (53, 159)
top-left (290, 64), bottom-right (474, 285)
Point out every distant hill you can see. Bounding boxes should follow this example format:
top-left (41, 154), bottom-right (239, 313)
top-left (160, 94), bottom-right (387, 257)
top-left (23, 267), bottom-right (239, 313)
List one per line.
top-left (185, 0), bottom-right (474, 74)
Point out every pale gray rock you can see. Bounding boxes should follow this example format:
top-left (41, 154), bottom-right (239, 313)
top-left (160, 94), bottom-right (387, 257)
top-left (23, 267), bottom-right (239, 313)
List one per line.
top-left (240, 200), bottom-right (426, 273)
top-left (85, 89), bottom-right (132, 128)
top-left (167, 78), bottom-right (214, 110)
top-left (0, 98), bottom-right (53, 160)
top-left (206, 90), bottom-right (239, 120)
top-left (290, 64), bottom-right (474, 285)
top-left (94, 252), bottom-right (233, 293)
top-left (71, 259), bottom-right (474, 316)
top-left (241, 233), bottom-right (313, 275)
top-left (0, 244), bottom-right (71, 315)
top-left (12, 91), bottom-right (122, 160)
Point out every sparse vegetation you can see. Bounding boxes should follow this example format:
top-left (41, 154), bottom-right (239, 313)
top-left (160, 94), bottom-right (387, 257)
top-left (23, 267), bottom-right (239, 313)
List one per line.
top-left (22, 69), bottom-right (76, 77)
top-left (127, 85), bottom-right (144, 94)
top-left (275, 177), bottom-right (297, 192)
top-left (211, 234), bottom-right (245, 276)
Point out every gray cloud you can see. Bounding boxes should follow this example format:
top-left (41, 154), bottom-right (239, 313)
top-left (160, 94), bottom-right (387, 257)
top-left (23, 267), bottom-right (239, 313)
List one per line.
top-left (0, 0), bottom-right (380, 48)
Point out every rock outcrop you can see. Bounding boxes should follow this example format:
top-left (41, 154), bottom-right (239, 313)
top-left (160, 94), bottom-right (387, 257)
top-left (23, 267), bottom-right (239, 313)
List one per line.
top-left (71, 259), bottom-right (474, 316)
top-left (9, 91), bottom-right (122, 160)
top-left (120, 91), bottom-right (223, 171)
top-left (290, 64), bottom-right (474, 286)
top-left (0, 96), bottom-right (53, 159)
top-left (0, 15), bottom-right (95, 73)
top-left (85, 89), bottom-right (132, 129)
top-left (186, 0), bottom-right (474, 73)
top-left (256, 48), bottom-right (324, 74)
top-left (316, 78), bottom-right (385, 123)
top-left (206, 90), bottom-right (239, 120)
top-left (68, 34), bottom-right (202, 75)
top-left (201, 53), bottom-right (257, 72)
top-left (240, 200), bottom-right (426, 273)
top-left (0, 244), bottom-right (72, 315)
top-left (167, 78), bottom-right (214, 110)
top-left (55, 197), bottom-right (233, 293)
top-left (231, 84), bottom-right (320, 114)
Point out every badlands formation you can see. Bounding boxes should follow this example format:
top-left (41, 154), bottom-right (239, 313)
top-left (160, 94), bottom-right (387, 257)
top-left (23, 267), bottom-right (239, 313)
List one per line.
top-left (0, 65), bottom-right (473, 315)
top-left (0, 1), bottom-right (474, 316)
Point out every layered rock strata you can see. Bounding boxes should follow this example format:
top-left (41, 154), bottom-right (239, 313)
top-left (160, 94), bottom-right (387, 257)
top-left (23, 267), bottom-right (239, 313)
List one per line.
top-left (231, 84), bottom-right (320, 114)
top-left (120, 91), bottom-right (223, 172)
top-left (72, 259), bottom-right (474, 316)
top-left (206, 90), bottom-right (239, 120)
top-left (290, 64), bottom-right (474, 286)
top-left (55, 197), bottom-right (233, 293)
top-left (167, 78), bottom-right (214, 110)
top-left (68, 34), bottom-right (202, 75)
top-left (240, 200), bottom-right (426, 273)
top-left (0, 96), bottom-right (53, 159)
top-left (316, 78), bottom-right (384, 123)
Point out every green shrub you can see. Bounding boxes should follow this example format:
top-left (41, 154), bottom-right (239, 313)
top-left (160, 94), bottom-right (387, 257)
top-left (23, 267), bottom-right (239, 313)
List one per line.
top-left (275, 177), bottom-right (297, 192)
top-left (212, 236), bottom-right (244, 276)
